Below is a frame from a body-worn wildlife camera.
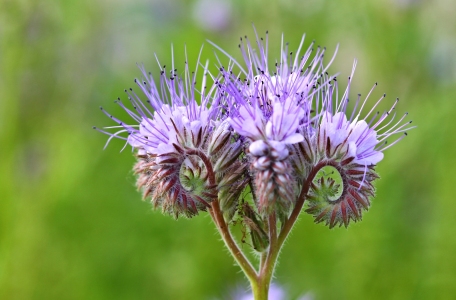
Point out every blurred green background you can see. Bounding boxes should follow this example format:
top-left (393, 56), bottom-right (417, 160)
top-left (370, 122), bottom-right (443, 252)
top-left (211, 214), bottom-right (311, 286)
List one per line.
top-left (1, 0), bottom-right (456, 299)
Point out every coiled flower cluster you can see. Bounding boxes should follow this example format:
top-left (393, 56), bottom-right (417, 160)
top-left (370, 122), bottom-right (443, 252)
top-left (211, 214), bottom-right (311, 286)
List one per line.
top-left (96, 31), bottom-right (413, 230)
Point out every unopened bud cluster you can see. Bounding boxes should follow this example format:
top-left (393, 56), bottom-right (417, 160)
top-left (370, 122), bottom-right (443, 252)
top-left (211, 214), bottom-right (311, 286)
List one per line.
top-left (249, 141), bottom-right (295, 215)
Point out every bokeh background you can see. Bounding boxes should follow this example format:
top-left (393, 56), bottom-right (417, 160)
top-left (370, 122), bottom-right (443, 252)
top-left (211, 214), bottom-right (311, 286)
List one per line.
top-left (1, 0), bottom-right (456, 299)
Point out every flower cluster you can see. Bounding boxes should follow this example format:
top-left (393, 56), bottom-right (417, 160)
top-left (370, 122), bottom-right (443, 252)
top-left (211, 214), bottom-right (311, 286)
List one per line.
top-left (96, 30), bottom-right (413, 228)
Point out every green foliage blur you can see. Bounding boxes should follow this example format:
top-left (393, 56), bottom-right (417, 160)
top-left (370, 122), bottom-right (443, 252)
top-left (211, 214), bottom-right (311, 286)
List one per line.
top-left (1, 0), bottom-right (455, 299)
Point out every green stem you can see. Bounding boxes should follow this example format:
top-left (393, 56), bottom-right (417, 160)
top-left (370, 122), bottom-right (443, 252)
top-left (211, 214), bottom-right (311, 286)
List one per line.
top-left (187, 148), bottom-right (258, 282)
top-left (209, 201), bottom-right (258, 282)
top-left (251, 275), bottom-right (270, 300)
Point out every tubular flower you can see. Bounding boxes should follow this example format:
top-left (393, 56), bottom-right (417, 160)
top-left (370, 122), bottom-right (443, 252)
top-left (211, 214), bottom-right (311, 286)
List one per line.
top-left (302, 61), bottom-right (414, 228)
top-left (95, 54), bottom-right (235, 218)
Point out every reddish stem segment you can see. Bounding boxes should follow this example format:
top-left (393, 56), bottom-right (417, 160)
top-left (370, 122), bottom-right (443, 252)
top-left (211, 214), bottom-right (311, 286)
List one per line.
top-left (278, 161), bottom-right (329, 245)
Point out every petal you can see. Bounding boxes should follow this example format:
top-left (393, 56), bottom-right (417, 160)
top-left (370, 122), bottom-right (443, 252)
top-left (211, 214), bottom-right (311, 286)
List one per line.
top-left (156, 143), bottom-right (176, 155)
top-left (127, 133), bottom-right (145, 148)
top-left (357, 152), bottom-right (384, 165)
top-left (282, 133), bottom-right (304, 144)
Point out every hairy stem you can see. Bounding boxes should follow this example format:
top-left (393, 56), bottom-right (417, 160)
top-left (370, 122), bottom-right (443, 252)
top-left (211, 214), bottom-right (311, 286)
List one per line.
top-left (209, 200), bottom-right (258, 281)
top-left (186, 148), bottom-right (258, 282)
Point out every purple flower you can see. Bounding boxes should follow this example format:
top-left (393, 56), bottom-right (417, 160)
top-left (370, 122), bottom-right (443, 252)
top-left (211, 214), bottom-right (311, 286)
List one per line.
top-left (97, 61), bottom-right (221, 155)
top-left (304, 61), bottom-right (414, 228)
top-left (215, 30), bottom-right (336, 152)
top-left (212, 30), bottom-right (337, 214)
top-left (228, 98), bottom-right (305, 159)
top-left (127, 103), bottom-right (212, 155)
top-left (319, 111), bottom-right (384, 165)
top-left (315, 63), bottom-right (413, 167)
top-left (95, 54), bottom-right (225, 218)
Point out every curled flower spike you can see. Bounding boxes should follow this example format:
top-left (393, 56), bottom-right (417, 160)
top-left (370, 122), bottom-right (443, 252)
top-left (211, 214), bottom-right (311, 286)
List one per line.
top-left (212, 30), bottom-right (336, 215)
top-left (95, 48), bottom-right (230, 218)
top-left (301, 61), bottom-right (415, 228)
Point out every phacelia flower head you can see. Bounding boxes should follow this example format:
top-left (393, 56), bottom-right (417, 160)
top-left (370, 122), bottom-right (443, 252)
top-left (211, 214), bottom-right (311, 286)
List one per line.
top-left (95, 50), bottom-right (228, 218)
top-left (213, 30), bottom-right (337, 215)
top-left (303, 61), bottom-right (414, 228)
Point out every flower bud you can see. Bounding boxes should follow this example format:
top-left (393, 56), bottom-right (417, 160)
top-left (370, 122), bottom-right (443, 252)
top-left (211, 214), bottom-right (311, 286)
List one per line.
top-left (240, 203), bottom-right (269, 252)
top-left (249, 140), bottom-right (269, 157)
